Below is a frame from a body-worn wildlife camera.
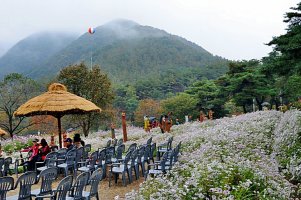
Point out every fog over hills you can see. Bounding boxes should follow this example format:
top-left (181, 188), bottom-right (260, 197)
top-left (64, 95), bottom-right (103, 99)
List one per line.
top-left (0, 32), bottom-right (78, 78)
top-left (0, 44), bottom-right (8, 57)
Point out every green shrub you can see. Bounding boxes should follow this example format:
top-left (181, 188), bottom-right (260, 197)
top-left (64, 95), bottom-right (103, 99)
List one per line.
top-left (3, 144), bottom-right (14, 154)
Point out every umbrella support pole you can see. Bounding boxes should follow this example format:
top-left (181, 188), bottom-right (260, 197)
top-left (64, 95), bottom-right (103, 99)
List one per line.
top-left (57, 116), bottom-right (62, 149)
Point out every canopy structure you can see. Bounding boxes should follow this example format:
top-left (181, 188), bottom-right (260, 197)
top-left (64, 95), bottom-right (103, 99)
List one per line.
top-left (0, 128), bottom-right (8, 139)
top-left (14, 83), bottom-right (101, 148)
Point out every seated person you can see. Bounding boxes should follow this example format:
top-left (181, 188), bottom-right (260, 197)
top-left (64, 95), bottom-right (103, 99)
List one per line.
top-left (73, 134), bottom-right (83, 148)
top-left (39, 138), bottom-right (50, 161)
top-left (24, 138), bottom-right (41, 171)
top-left (64, 138), bottom-right (74, 152)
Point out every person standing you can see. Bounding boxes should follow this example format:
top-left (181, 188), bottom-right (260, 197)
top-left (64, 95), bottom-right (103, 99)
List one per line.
top-left (159, 115), bottom-right (165, 133)
top-left (144, 116), bottom-right (150, 132)
top-left (111, 123), bottom-right (116, 139)
top-left (165, 112), bottom-right (173, 133)
top-left (200, 111), bottom-right (205, 122)
top-left (208, 110), bottom-right (214, 120)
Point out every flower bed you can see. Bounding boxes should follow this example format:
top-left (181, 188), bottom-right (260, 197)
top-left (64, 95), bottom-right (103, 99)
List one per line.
top-left (125, 110), bottom-right (301, 199)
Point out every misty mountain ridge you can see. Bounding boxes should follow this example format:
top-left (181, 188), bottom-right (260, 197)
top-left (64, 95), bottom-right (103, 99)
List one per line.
top-left (101, 19), bottom-right (168, 39)
top-left (0, 44), bottom-right (9, 57)
top-left (0, 19), bottom-right (229, 87)
top-left (0, 32), bottom-right (78, 77)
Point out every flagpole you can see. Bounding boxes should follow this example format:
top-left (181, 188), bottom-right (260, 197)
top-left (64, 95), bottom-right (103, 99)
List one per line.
top-left (88, 27), bottom-right (95, 71)
top-left (90, 50), bottom-right (93, 70)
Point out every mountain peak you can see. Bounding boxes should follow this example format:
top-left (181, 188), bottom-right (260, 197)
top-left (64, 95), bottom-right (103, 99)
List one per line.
top-left (103, 19), bottom-right (139, 28)
top-left (94, 19), bottom-right (167, 40)
top-left (96, 19), bottom-right (141, 39)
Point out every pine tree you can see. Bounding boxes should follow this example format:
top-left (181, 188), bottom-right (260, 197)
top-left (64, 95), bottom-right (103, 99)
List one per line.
top-left (266, 2), bottom-right (301, 76)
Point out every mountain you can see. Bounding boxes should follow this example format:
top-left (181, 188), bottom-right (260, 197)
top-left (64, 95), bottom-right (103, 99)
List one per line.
top-left (0, 19), bottom-right (229, 90)
top-left (0, 32), bottom-right (77, 78)
top-left (31, 20), bottom-right (229, 83)
top-left (0, 43), bottom-right (9, 57)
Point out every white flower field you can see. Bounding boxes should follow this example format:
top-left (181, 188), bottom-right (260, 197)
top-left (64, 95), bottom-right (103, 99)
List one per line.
top-left (126, 110), bottom-right (301, 199)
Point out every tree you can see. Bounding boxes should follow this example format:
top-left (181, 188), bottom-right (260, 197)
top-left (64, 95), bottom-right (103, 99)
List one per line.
top-left (30, 115), bottom-right (58, 136)
top-left (221, 60), bottom-right (277, 112)
top-left (57, 63), bottom-right (114, 136)
top-left (0, 73), bottom-right (40, 137)
top-left (160, 93), bottom-right (198, 123)
top-left (134, 99), bottom-right (162, 126)
top-left (265, 2), bottom-right (301, 76)
top-left (281, 75), bottom-right (301, 103)
top-left (186, 79), bottom-right (227, 118)
top-left (261, 3), bottom-right (301, 105)
top-left (113, 84), bottom-right (139, 121)
top-left (135, 78), bottom-right (163, 100)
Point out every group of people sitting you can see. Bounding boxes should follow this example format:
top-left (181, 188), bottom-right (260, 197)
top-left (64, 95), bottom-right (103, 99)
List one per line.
top-left (63, 133), bottom-right (85, 152)
top-left (22, 133), bottom-right (85, 171)
top-left (22, 138), bottom-right (51, 171)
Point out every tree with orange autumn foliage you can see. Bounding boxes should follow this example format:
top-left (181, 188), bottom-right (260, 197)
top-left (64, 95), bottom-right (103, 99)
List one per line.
top-left (134, 99), bottom-right (162, 127)
top-left (29, 115), bottom-right (57, 135)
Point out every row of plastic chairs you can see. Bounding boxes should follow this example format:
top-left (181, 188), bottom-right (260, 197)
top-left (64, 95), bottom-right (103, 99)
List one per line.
top-left (44, 146), bottom-right (116, 180)
top-left (0, 167), bottom-right (103, 200)
top-left (107, 139), bottom-right (157, 187)
top-left (157, 136), bottom-right (173, 160)
top-left (105, 138), bottom-right (124, 148)
top-left (0, 157), bottom-right (17, 177)
top-left (35, 142), bottom-right (155, 189)
top-left (146, 141), bottom-right (181, 179)
top-left (35, 148), bottom-right (95, 178)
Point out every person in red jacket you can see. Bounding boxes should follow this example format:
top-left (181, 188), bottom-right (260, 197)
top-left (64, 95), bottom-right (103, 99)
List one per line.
top-left (26, 138), bottom-right (41, 171)
top-left (39, 138), bottom-right (50, 161)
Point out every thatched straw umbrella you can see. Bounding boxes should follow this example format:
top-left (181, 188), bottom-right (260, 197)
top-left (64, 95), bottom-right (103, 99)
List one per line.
top-left (14, 83), bottom-right (101, 148)
top-left (0, 128), bottom-right (8, 139)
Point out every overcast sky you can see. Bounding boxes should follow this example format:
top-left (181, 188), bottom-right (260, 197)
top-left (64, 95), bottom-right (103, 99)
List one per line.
top-left (0, 0), bottom-right (299, 60)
